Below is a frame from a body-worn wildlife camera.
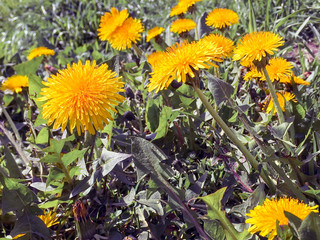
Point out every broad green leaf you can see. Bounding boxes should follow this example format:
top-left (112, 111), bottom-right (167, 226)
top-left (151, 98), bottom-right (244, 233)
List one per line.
top-left (46, 167), bottom-right (65, 186)
top-left (43, 135), bottom-right (75, 153)
top-left (35, 127), bottom-right (49, 144)
top-left (41, 153), bottom-right (60, 163)
top-left (146, 98), bottom-right (160, 132)
top-left (203, 219), bottom-right (226, 240)
top-left (100, 149), bottom-right (132, 176)
top-left (10, 212), bottom-right (51, 240)
top-left (13, 56), bottom-right (43, 75)
top-left (154, 106), bottom-right (179, 140)
top-left (61, 148), bottom-right (87, 166)
top-left (3, 145), bottom-right (23, 178)
top-left (1, 177), bottom-right (37, 214)
top-left (285, 211), bottom-right (302, 238)
top-left (299, 212), bottom-right (320, 240)
top-left (199, 187), bottom-right (250, 240)
top-left (206, 72), bottom-right (234, 107)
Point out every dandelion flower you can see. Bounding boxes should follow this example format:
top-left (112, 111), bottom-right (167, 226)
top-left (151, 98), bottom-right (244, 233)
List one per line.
top-left (97, 8), bottom-right (129, 41)
top-left (280, 75), bottom-right (310, 85)
top-left (246, 197), bottom-right (318, 240)
top-left (206, 8), bottom-right (239, 29)
top-left (98, 8), bottom-right (144, 50)
top-left (171, 18), bottom-right (196, 34)
top-left (27, 47), bottom-right (55, 60)
top-left (147, 27), bottom-right (165, 42)
top-left (1, 75), bottom-right (29, 93)
top-left (108, 17), bottom-right (144, 50)
top-left (199, 34), bottom-right (234, 58)
top-left (244, 58), bottom-right (293, 82)
top-left (148, 51), bottom-right (165, 68)
top-left (264, 92), bottom-right (297, 114)
top-left (147, 40), bottom-right (223, 92)
top-left (233, 32), bottom-right (284, 63)
top-left (170, 0), bottom-right (202, 17)
top-left (38, 210), bottom-right (59, 228)
top-left (39, 60), bottom-right (125, 135)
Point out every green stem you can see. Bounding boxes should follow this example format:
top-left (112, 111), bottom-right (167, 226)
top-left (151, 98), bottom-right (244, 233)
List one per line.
top-left (194, 86), bottom-right (276, 193)
top-left (0, 103), bottom-right (22, 144)
top-left (262, 67), bottom-right (286, 124)
top-left (132, 43), bottom-right (143, 58)
top-left (58, 156), bottom-right (72, 184)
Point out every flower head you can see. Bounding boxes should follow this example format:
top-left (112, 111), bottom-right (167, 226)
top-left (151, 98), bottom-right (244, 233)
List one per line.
top-left (205, 8), bottom-right (239, 29)
top-left (38, 60), bottom-right (125, 135)
top-left (233, 32), bottom-right (284, 63)
top-left (97, 8), bottom-right (129, 41)
top-left (1, 75), bottom-right (29, 93)
top-left (244, 58), bottom-right (293, 82)
top-left (246, 197), bottom-right (318, 240)
top-left (148, 51), bottom-right (165, 68)
top-left (147, 27), bottom-right (165, 42)
top-left (147, 40), bottom-right (223, 92)
top-left (38, 210), bottom-right (59, 228)
top-left (199, 34), bottom-right (234, 58)
top-left (170, 0), bottom-right (202, 17)
top-left (27, 47), bottom-right (55, 60)
top-left (264, 92), bottom-right (297, 114)
top-left (98, 8), bottom-right (144, 50)
top-left (170, 18), bottom-right (196, 34)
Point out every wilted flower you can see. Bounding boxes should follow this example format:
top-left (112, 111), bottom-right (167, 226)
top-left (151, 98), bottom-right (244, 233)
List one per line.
top-left (205, 8), bottom-right (239, 29)
top-left (246, 197), bottom-right (318, 240)
top-left (170, 18), bottom-right (196, 34)
top-left (27, 47), bottom-right (55, 60)
top-left (1, 75), bottom-right (29, 93)
top-left (38, 60), bottom-right (125, 135)
top-left (233, 32), bottom-right (284, 64)
top-left (147, 27), bottom-right (165, 42)
top-left (98, 8), bottom-right (144, 50)
top-left (147, 40), bottom-right (223, 92)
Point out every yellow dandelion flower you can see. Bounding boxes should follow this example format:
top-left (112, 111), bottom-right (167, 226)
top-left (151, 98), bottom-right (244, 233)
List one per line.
top-left (170, 18), bottom-right (196, 34)
top-left (170, 0), bottom-right (202, 17)
top-left (38, 210), bottom-right (59, 228)
top-left (147, 40), bottom-right (223, 92)
top-left (38, 60), bottom-right (125, 135)
top-left (280, 75), bottom-right (310, 85)
top-left (264, 92), bottom-right (297, 114)
top-left (233, 32), bottom-right (284, 62)
top-left (246, 197), bottom-right (318, 240)
top-left (240, 59), bottom-right (254, 68)
top-left (148, 51), bottom-right (165, 68)
top-left (107, 17), bottom-right (144, 50)
top-left (244, 58), bottom-right (293, 82)
top-left (97, 8), bottom-right (144, 50)
top-left (97, 8), bottom-right (129, 41)
top-left (147, 27), bottom-right (165, 42)
top-left (27, 47), bottom-right (55, 60)
top-left (205, 8), bottom-right (239, 29)
top-left (1, 75), bottom-right (29, 93)
top-left (199, 34), bottom-right (234, 58)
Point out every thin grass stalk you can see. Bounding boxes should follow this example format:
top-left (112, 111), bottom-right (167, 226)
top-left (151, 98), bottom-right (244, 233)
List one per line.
top-left (194, 85), bottom-right (276, 193)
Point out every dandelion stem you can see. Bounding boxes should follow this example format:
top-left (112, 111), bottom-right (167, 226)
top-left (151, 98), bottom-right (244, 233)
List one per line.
top-left (262, 67), bottom-right (286, 124)
top-left (132, 44), bottom-right (143, 58)
top-left (57, 155), bottom-right (72, 184)
top-left (194, 86), bottom-right (276, 193)
top-left (0, 103), bottom-right (22, 144)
